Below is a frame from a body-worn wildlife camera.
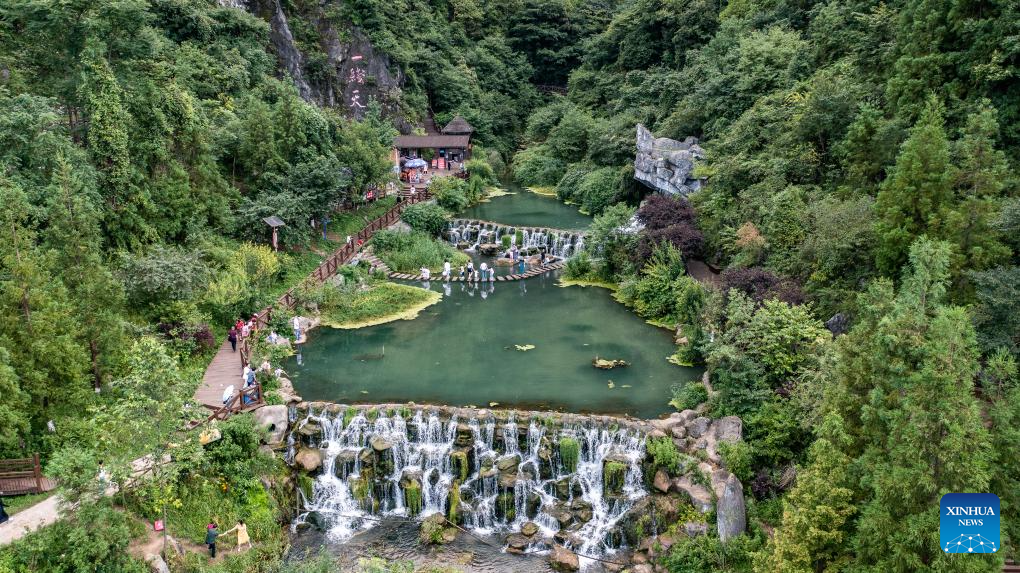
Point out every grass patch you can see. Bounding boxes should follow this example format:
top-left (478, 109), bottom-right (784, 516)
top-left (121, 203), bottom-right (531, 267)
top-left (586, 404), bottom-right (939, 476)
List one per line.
top-left (320, 282), bottom-right (441, 329)
top-left (526, 186), bottom-right (557, 196)
top-left (371, 230), bottom-right (469, 273)
top-left (1, 491), bottom-right (53, 516)
top-left (164, 476), bottom-right (280, 545)
top-left (329, 197), bottom-right (397, 239)
top-left (558, 278), bottom-right (620, 291)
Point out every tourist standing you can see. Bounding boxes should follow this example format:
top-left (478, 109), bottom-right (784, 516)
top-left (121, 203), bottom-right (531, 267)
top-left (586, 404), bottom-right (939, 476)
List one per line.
top-left (459, 265), bottom-right (466, 279)
top-left (466, 260), bottom-right (474, 279)
top-left (228, 327), bottom-right (238, 352)
top-left (479, 263), bottom-right (488, 283)
top-left (220, 520), bottom-right (251, 553)
top-left (443, 260), bottom-right (451, 281)
top-left (292, 316), bottom-right (301, 341)
top-left (346, 235), bottom-right (353, 247)
top-left (206, 522), bottom-right (219, 558)
top-left (489, 266), bottom-right (496, 282)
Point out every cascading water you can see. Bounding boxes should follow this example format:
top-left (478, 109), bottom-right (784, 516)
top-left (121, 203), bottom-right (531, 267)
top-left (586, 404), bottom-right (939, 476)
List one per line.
top-left (447, 220), bottom-right (586, 259)
top-left (292, 407), bottom-right (647, 567)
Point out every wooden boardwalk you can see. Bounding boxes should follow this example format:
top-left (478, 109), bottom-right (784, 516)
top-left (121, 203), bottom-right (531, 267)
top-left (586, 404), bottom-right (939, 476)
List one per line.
top-left (195, 339), bottom-right (245, 410)
top-left (195, 192), bottom-right (433, 411)
top-left (0, 476), bottom-right (56, 496)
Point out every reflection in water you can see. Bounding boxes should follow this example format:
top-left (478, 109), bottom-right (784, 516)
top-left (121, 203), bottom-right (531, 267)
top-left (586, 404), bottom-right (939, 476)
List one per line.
top-left (286, 270), bottom-right (703, 418)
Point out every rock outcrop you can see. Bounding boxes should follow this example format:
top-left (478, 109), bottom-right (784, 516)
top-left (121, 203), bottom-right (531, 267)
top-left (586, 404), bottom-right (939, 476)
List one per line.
top-left (634, 124), bottom-right (705, 198)
top-left (254, 405), bottom-right (288, 446)
top-left (550, 544), bottom-right (580, 572)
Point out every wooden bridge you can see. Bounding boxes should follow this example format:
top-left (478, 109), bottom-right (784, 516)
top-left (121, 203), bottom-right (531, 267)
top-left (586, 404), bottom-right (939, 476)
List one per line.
top-left (194, 191), bottom-right (433, 414)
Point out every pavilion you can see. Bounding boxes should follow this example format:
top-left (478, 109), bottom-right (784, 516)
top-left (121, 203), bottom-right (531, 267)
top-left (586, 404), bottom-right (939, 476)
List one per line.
top-left (394, 116), bottom-right (475, 165)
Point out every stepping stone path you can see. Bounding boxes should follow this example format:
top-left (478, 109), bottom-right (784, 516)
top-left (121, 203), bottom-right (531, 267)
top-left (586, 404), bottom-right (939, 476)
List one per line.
top-left (388, 260), bottom-right (565, 282)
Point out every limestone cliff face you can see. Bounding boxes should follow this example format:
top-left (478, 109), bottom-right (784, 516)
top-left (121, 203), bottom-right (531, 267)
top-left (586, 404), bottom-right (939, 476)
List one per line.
top-left (634, 124), bottom-right (706, 197)
top-left (223, 0), bottom-right (406, 123)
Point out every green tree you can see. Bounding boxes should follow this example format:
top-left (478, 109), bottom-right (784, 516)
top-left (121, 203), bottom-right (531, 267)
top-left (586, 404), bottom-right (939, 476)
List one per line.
top-left (0, 348), bottom-right (31, 457)
top-left (874, 97), bottom-right (953, 275)
top-left (946, 102), bottom-right (1012, 294)
top-left (755, 413), bottom-right (855, 573)
top-left (824, 238), bottom-right (998, 572)
top-left (45, 156), bottom-right (126, 390)
top-left (0, 183), bottom-right (91, 426)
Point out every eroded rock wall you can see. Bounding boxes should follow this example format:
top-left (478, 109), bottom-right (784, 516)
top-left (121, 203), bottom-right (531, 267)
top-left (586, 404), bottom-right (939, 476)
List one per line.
top-left (634, 124), bottom-right (706, 198)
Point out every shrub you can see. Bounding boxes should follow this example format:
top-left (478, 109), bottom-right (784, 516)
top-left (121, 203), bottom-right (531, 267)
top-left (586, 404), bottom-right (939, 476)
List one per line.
top-left (556, 163), bottom-right (590, 203)
top-left (430, 177), bottom-right (469, 211)
top-left (371, 230), bottom-right (468, 273)
top-left (719, 267), bottom-right (804, 305)
top-left (637, 195), bottom-right (697, 231)
top-left (635, 222), bottom-right (705, 263)
top-left (404, 482), bottom-right (422, 516)
top-left (719, 441), bottom-right (753, 483)
top-left (604, 461), bottom-right (627, 493)
top-left (577, 166), bottom-right (622, 215)
top-left (401, 203), bottom-right (448, 236)
top-left (121, 245), bottom-right (210, 311)
top-left (559, 436), bottom-right (580, 473)
top-left (646, 436), bottom-right (681, 475)
top-left (465, 158), bottom-right (496, 184)
top-left (670, 381), bottom-right (708, 411)
top-left (511, 145), bottom-right (566, 187)
top-left (564, 251), bottom-right (594, 279)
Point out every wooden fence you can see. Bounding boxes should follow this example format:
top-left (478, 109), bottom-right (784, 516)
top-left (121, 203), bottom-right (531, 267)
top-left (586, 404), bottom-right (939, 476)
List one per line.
top-left (238, 191), bottom-right (432, 369)
top-left (200, 382), bottom-right (264, 424)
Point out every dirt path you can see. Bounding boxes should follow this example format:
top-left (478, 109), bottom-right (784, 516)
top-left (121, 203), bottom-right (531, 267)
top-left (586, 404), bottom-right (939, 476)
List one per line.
top-left (0, 493), bottom-right (62, 546)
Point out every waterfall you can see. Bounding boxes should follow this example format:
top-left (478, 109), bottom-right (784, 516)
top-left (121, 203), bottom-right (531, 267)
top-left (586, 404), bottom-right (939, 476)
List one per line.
top-left (446, 220), bottom-right (586, 259)
top-left (293, 407), bottom-right (647, 564)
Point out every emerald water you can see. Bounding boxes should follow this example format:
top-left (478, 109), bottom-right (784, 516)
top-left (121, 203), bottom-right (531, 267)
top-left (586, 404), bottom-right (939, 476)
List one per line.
top-left (286, 271), bottom-right (701, 418)
top-left (457, 184), bottom-right (591, 230)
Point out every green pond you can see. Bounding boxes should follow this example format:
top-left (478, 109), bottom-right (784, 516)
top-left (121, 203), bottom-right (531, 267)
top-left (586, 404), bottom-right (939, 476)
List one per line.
top-left (285, 270), bottom-right (702, 418)
top-left (457, 183), bottom-right (591, 230)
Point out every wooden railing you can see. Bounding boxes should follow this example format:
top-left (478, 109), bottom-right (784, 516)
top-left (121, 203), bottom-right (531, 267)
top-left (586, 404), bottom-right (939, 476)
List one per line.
top-left (202, 382), bottom-right (264, 423)
top-left (238, 191), bottom-right (433, 369)
top-left (0, 455), bottom-right (45, 495)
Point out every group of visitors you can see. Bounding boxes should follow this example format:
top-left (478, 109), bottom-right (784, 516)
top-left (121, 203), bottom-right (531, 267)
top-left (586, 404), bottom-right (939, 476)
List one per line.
top-left (504, 245), bottom-right (531, 273)
top-left (438, 259), bottom-right (497, 282)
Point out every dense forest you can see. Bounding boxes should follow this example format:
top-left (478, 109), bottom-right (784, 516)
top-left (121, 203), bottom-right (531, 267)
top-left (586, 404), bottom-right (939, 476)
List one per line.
top-left (0, 0), bottom-right (1018, 571)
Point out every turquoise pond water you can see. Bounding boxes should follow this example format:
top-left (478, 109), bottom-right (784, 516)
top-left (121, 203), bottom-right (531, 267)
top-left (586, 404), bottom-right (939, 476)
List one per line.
top-left (456, 184), bottom-right (592, 230)
top-left (284, 190), bottom-right (702, 418)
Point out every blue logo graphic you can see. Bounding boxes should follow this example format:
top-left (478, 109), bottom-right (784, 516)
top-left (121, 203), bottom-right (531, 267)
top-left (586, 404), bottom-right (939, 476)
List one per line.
top-left (940, 493), bottom-right (1000, 554)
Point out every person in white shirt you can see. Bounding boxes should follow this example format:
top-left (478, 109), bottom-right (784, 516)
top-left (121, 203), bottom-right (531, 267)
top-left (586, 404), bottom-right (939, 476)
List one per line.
top-left (292, 316), bottom-right (301, 341)
top-left (479, 262), bottom-right (488, 282)
top-left (421, 267), bottom-right (431, 280)
top-left (443, 261), bottom-right (451, 280)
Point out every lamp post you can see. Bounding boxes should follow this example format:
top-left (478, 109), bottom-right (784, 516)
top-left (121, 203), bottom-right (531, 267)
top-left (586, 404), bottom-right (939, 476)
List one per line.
top-left (262, 216), bottom-right (286, 252)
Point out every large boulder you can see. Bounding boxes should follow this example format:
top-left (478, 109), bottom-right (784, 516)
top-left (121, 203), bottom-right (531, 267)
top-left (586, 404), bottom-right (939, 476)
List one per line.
top-left (549, 544), bottom-right (580, 572)
top-left (705, 416), bottom-right (743, 464)
top-left (716, 473), bottom-right (746, 543)
top-left (254, 405), bottom-right (288, 446)
top-left (521, 521), bottom-right (540, 537)
top-left (295, 447), bottom-right (323, 472)
top-left (497, 454), bottom-right (521, 472)
top-left (670, 476), bottom-right (713, 513)
top-left (478, 243), bottom-right (501, 256)
top-left (370, 435), bottom-right (393, 452)
top-left (686, 417), bottom-right (711, 439)
top-left (652, 469), bottom-right (670, 493)
top-left (506, 533), bottom-right (531, 554)
top-left (145, 554), bottom-right (170, 573)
